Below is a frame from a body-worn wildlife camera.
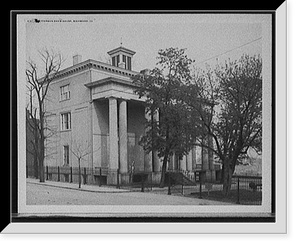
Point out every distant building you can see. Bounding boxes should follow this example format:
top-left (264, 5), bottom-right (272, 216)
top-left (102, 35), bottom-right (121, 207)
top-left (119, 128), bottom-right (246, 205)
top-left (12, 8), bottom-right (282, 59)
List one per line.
top-left (43, 46), bottom-right (217, 185)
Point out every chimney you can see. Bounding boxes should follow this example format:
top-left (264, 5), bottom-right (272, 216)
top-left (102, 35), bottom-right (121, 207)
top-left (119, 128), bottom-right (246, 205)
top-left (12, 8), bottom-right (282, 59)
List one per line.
top-left (73, 54), bottom-right (82, 65)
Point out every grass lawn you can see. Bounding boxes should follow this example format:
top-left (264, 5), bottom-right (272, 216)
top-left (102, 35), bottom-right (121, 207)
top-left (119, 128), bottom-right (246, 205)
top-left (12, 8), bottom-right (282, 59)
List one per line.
top-left (191, 189), bottom-right (262, 205)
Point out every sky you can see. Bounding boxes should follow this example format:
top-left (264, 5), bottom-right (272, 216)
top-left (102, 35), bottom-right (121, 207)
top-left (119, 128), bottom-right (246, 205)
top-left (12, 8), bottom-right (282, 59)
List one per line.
top-left (26, 13), bottom-right (266, 73)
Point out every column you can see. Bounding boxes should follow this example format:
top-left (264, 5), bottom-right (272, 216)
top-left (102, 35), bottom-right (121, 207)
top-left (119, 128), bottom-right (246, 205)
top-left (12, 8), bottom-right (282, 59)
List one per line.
top-left (145, 108), bottom-right (162, 172)
top-left (180, 155), bottom-right (186, 171)
top-left (192, 146), bottom-right (196, 170)
top-left (208, 135), bottom-right (214, 170)
top-left (119, 99), bottom-right (128, 174)
top-left (153, 110), bottom-right (162, 172)
top-left (186, 151), bottom-right (193, 171)
top-left (202, 137), bottom-right (209, 171)
top-left (144, 106), bottom-right (152, 172)
top-left (109, 97), bottom-right (119, 171)
top-left (208, 135), bottom-right (216, 181)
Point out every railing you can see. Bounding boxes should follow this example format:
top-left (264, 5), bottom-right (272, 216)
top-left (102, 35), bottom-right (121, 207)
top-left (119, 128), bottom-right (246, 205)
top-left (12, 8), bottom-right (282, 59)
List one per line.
top-left (45, 165), bottom-right (111, 186)
top-left (42, 166), bottom-right (262, 205)
top-left (118, 170), bottom-right (197, 195)
top-left (191, 174), bottom-right (262, 205)
top-left (148, 170), bottom-right (261, 204)
top-left (232, 175), bottom-right (262, 205)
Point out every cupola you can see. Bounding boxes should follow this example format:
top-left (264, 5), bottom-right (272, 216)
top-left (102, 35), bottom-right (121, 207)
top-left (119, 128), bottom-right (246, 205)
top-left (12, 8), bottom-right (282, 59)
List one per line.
top-left (107, 46), bottom-right (136, 71)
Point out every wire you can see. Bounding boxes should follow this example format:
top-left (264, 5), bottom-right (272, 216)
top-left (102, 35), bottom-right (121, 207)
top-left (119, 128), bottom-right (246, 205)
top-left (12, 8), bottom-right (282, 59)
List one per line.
top-left (196, 37), bottom-right (262, 65)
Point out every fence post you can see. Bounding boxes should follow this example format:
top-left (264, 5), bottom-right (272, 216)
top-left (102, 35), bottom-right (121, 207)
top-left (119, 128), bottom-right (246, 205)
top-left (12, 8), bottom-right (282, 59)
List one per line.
top-left (70, 167), bottom-right (73, 183)
top-left (237, 177), bottom-right (240, 204)
top-left (150, 172), bottom-right (152, 191)
top-left (141, 173), bottom-right (144, 192)
top-left (168, 173), bottom-right (171, 195)
top-left (99, 168), bottom-right (102, 187)
top-left (57, 166), bottom-right (60, 182)
top-left (46, 166), bottom-right (49, 180)
top-left (199, 176), bottom-right (202, 199)
top-left (83, 167), bottom-right (87, 185)
top-left (181, 174), bottom-right (184, 195)
top-left (116, 168), bottom-right (120, 189)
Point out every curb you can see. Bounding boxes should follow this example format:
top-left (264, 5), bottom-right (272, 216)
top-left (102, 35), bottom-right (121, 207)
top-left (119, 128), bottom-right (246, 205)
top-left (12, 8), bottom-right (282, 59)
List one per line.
top-left (27, 180), bottom-right (131, 194)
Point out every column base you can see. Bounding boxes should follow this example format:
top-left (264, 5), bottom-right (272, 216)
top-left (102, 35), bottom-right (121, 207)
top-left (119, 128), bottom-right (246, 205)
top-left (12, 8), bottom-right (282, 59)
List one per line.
top-left (107, 172), bottom-right (118, 185)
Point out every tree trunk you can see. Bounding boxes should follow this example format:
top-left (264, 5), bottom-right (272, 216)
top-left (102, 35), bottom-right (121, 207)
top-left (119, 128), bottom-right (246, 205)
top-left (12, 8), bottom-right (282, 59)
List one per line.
top-left (222, 159), bottom-right (232, 196)
top-left (34, 154), bottom-right (39, 179)
top-left (159, 155), bottom-right (169, 188)
top-left (38, 155), bottom-right (45, 182)
top-left (38, 103), bottom-right (45, 182)
top-left (220, 165), bottom-right (224, 183)
top-left (222, 157), bottom-right (238, 196)
top-left (78, 158), bottom-right (81, 188)
top-left (38, 137), bottom-right (45, 182)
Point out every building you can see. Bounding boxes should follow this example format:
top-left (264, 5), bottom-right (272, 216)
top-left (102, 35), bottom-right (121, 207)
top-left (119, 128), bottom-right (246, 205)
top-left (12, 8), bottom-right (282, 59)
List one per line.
top-left (43, 45), bottom-right (218, 185)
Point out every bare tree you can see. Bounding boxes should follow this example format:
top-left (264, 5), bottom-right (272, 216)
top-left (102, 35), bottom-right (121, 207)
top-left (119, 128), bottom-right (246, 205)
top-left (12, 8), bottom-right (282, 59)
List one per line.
top-left (26, 84), bottom-right (40, 178)
top-left (70, 141), bottom-right (92, 188)
top-left (26, 49), bottom-right (63, 182)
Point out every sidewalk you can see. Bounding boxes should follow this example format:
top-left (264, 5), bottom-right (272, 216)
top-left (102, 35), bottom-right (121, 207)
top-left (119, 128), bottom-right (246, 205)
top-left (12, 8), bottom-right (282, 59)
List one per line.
top-left (27, 178), bottom-right (234, 205)
top-left (26, 178), bottom-right (130, 193)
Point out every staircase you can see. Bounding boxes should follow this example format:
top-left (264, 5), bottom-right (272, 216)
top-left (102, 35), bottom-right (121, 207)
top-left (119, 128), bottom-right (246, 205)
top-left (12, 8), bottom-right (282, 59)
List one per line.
top-left (165, 171), bottom-right (196, 187)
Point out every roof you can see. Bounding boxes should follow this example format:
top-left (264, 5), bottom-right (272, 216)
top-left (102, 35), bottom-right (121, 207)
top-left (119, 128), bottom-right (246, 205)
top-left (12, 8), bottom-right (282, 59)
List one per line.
top-left (107, 46), bottom-right (136, 56)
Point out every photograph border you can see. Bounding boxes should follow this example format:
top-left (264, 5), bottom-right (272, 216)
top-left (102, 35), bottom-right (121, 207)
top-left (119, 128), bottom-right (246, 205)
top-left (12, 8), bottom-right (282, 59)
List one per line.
top-left (7, 4), bottom-right (288, 233)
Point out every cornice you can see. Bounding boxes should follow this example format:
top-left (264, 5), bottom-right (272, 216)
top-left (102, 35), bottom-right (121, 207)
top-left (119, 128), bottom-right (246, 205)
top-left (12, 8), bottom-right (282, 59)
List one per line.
top-left (53, 59), bottom-right (138, 81)
top-left (84, 76), bottom-right (140, 89)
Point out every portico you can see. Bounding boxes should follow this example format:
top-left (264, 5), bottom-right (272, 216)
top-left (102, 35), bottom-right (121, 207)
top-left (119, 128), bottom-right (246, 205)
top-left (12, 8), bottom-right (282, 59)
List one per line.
top-left (85, 76), bottom-right (152, 184)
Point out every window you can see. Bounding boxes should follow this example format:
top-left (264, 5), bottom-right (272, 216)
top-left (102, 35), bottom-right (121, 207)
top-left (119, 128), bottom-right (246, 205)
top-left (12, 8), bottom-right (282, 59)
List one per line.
top-left (122, 55), bottom-right (132, 70)
top-left (60, 84), bottom-right (70, 101)
top-left (61, 112), bottom-right (71, 130)
top-left (116, 55), bottom-right (120, 66)
top-left (127, 56), bottom-right (131, 70)
top-left (112, 55), bottom-right (119, 67)
top-left (63, 145), bottom-right (69, 166)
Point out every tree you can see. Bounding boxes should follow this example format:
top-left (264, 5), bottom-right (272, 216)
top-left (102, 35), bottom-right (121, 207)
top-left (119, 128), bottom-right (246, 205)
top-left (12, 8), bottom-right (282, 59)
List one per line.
top-left (26, 84), bottom-right (40, 178)
top-left (184, 54), bottom-right (262, 195)
top-left (133, 47), bottom-right (197, 187)
top-left (26, 49), bottom-right (63, 182)
top-left (70, 141), bottom-right (92, 188)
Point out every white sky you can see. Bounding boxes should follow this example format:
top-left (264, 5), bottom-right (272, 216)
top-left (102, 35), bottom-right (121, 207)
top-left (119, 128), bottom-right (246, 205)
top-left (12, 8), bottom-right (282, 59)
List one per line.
top-left (26, 13), bottom-right (266, 73)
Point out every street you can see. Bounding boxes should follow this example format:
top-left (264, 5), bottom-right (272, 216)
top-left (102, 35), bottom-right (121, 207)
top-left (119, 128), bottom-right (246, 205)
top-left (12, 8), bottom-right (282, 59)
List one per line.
top-left (27, 182), bottom-right (215, 205)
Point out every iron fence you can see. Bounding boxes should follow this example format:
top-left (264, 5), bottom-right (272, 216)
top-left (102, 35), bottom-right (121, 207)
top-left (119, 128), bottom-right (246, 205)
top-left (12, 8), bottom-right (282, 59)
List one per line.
top-left (119, 172), bottom-right (262, 205)
top-left (232, 175), bottom-right (262, 205)
top-left (44, 165), bottom-right (111, 186)
top-left (187, 175), bottom-right (262, 205)
top-left (41, 166), bottom-right (262, 205)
